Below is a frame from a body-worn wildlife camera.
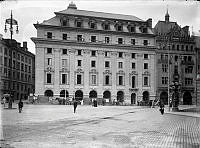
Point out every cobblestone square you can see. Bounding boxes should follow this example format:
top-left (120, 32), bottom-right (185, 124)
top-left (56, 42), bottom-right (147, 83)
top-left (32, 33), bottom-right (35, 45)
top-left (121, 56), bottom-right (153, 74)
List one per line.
top-left (1, 104), bottom-right (200, 148)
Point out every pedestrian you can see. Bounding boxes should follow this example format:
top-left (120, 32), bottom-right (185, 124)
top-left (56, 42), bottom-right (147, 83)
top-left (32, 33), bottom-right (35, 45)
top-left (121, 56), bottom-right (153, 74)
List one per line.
top-left (73, 99), bottom-right (78, 113)
top-left (2, 97), bottom-right (6, 108)
top-left (159, 101), bottom-right (164, 115)
top-left (18, 99), bottom-right (24, 113)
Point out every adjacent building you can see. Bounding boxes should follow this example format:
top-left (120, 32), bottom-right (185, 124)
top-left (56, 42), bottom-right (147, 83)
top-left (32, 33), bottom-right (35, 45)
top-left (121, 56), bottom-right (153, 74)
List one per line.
top-left (32, 3), bottom-right (157, 105)
top-left (154, 10), bottom-right (196, 105)
top-left (0, 36), bottom-right (35, 100)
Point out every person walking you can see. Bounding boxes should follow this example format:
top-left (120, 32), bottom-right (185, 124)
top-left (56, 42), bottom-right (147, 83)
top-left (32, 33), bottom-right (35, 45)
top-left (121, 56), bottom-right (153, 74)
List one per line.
top-left (2, 97), bottom-right (6, 108)
top-left (18, 99), bottom-right (24, 113)
top-left (159, 101), bottom-right (165, 115)
top-left (73, 99), bottom-right (78, 113)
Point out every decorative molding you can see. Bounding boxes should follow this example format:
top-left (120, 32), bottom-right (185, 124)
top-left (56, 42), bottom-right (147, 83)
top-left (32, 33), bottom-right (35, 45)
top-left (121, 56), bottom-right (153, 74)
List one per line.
top-left (45, 67), bottom-right (54, 72)
top-left (97, 50), bottom-right (104, 55)
top-left (76, 68), bottom-right (83, 73)
top-left (110, 51), bottom-right (118, 56)
top-left (54, 48), bottom-right (60, 52)
top-left (103, 70), bottom-right (111, 75)
top-left (143, 71), bottom-right (150, 75)
top-left (124, 52), bottom-right (130, 57)
top-left (83, 49), bottom-right (90, 54)
top-left (60, 68), bottom-right (69, 73)
top-left (68, 49), bottom-right (76, 53)
top-left (89, 69), bottom-right (98, 74)
top-left (117, 70), bottom-right (125, 75)
top-left (130, 71), bottom-right (138, 75)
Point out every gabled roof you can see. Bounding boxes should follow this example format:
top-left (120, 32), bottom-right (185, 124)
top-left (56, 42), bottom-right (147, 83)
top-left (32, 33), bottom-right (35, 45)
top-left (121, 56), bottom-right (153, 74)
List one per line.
top-left (154, 21), bottom-right (179, 35)
top-left (55, 8), bottom-right (144, 22)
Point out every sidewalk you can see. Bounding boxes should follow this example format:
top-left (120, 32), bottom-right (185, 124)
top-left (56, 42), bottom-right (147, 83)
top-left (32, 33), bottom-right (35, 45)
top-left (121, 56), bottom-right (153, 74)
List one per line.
top-left (165, 105), bottom-right (200, 118)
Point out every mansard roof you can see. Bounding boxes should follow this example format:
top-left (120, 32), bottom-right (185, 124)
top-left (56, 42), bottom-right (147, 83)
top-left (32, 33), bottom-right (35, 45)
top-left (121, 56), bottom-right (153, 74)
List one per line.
top-left (55, 7), bottom-right (144, 22)
top-left (154, 21), bottom-right (178, 35)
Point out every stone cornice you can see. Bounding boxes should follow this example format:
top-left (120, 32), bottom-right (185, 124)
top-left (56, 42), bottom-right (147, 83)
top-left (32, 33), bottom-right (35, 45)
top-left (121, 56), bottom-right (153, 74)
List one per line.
top-left (31, 37), bottom-right (157, 52)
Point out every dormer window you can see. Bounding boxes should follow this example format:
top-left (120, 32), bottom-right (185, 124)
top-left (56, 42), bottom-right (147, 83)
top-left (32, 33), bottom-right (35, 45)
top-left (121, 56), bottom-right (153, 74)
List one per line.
top-left (47, 32), bottom-right (52, 39)
top-left (89, 20), bottom-right (97, 29)
top-left (127, 24), bottom-right (136, 33)
top-left (117, 25), bottom-right (123, 31)
top-left (61, 17), bottom-right (68, 26)
top-left (77, 21), bottom-right (82, 27)
top-left (139, 26), bottom-right (148, 33)
top-left (102, 21), bottom-right (110, 30)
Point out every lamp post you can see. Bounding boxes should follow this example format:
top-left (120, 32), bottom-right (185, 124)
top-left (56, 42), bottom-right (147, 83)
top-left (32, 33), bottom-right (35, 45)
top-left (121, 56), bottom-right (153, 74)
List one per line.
top-left (4, 10), bottom-right (19, 109)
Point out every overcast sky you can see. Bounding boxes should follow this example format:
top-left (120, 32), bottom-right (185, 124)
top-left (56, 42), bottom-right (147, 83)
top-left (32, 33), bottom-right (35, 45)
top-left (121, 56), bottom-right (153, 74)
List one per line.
top-left (0, 0), bottom-right (200, 54)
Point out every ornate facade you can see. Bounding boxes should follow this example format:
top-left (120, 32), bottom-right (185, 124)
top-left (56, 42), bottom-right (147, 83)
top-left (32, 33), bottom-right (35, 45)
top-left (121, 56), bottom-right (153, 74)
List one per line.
top-left (154, 10), bottom-right (196, 105)
top-left (32, 3), bottom-right (157, 105)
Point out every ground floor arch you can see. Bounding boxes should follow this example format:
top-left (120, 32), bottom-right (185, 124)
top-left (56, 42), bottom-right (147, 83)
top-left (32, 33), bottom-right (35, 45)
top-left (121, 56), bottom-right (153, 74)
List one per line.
top-left (183, 91), bottom-right (192, 105)
top-left (117, 91), bottom-right (124, 102)
top-left (75, 90), bottom-right (83, 101)
top-left (60, 90), bottom-right (69, 98)
top-left (103, 91), bottom-right (111, 99)
top-left (160, 91), bottom-right (168, 105)
top-left (44, 90), bottom-right (53, 97)
top-left (131, 93), bottom-right (136, 104)
top-left (89, 90), bottom-right (97, 98)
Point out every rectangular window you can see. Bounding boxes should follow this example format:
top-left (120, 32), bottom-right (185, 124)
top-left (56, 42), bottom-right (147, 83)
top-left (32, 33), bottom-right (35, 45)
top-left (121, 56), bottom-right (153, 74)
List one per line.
top-left (104, 24), bottom-right (109, 30)
top-left (76, 21), bottom-right (82, 28)
top-left (62, 49), bottom-right (67, 55)
top-left (162, 77), bottom-right (168, 84)
top-left (118, 52), bottom-right (123, 58)
top-left (105, 37), bottom-right (110, 43)
top-left (131, 39), bottom-right (135, 45)
top-left (118, 38), bottom-right (123, 44)
top-left (91, 61), bottom-right (96, 67)
top-left (177, 45), bottom-right (179, 51)
top-left (61, 74), bottom-right (67, 84)
top-left (63, 34), bottom-right (68, 40)
top-left (132, 63), bottom-right (135, 69)
top-left (78, 60), bottom-right (82, 66)
top-left (91, 36), bottom-right (96, 42)
top-left (144, 77), bottom-right (148, 86)
top-left (143, 40), bottom-right (148, 46)
top-left (47, 73), bottom-right (51, 83)
top-left (185, 78), bottom-right (193, 85)
top-left (90, 22), bottom-right (95, 29)
top-left (62, 59), bottom-right (67, 67)
top-left (119, 76), bottom-right (123, 85)
top-left (162, 64), bottom-right (168, 72)
top-left (118, 62), bottom-right (123, 68)
top-left (144, 63), bottom-right (148, 69)
top-left (144, 54), bottom-right (148, 59)
top-left (47, 48), bottom-right (52, 54)
top-left (105, 75), bottom-right (110, 85)
top-left (130, 26), bottom-right (135, 32)
top-left (78, 50), bottom-right (82, 55)
top-left (47, 58), bottom-right (52, 66)
top-left (91, 75), bottom-right (96, 85)
top-left (21, 63), bottom-right (24, 71)
top-left (117, 25), bottom-right (123, 31)
top-left (91, 50), bottom-right (96, 56)
top-left (77, 74), bottom-right (82, 84)
top-left (77, 35), bottom-right (83, 42)
top-left (105, 51), bottom-right (109, 57)
top-left (132, 53), bottom-right (136, 59)
top-left (47, 32), bottom-right (52, 39)
top-left (105, 61), bottom-right (110, 68)
top-left (132, 76), bottom-right (135, 88)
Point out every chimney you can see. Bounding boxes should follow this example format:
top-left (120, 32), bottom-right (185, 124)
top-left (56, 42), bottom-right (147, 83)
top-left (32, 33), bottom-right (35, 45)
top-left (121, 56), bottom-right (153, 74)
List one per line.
top-left (23, 42), bottom-right (28, 51)
top-left (147, 18), bottom-right (152, 29)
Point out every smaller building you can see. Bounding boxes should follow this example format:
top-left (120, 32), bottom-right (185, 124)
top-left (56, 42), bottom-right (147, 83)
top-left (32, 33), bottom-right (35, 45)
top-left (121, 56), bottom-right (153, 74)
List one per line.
top-left (154, 10), bottom-right (196, 105)
top-left (0, 37), bottom-right (35, 100)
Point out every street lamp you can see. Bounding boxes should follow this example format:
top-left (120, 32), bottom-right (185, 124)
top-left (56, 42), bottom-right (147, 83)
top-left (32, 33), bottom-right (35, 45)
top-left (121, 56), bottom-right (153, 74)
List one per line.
top-left (4, 10), bottom-right (19, 109)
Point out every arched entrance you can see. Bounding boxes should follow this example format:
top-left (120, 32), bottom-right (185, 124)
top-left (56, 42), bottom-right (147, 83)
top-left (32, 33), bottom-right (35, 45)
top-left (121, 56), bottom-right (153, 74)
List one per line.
top-left (143, 91), bottom-right (149, 102)
top-left (103, 91), bottom-right (111, 99)
top-left (89, 90), bottom-right (97, 98)
top-left (44, 90), bottom-right (53, 97)
top-left (117, 91), bottom-right (124, 102)
top-left (131, 93), bottom-right (136, 104)
top-left (60, 90), bottom-right (69, 98)
top-left (160, 91), bottom-right (168, 105)
top-left (75, 90), bottom-right (83, 101)
top-left (183, 92), bottom-right (192, 105)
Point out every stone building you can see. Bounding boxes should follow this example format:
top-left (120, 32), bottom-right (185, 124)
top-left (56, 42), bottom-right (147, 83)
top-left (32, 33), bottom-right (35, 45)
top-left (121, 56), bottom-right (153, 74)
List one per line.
top-left (31, 3), bottom-right (157, 105)
top-left (154, 10), bottom-right (196, 105)
top-left (0, 36), bottom-right (35, 100)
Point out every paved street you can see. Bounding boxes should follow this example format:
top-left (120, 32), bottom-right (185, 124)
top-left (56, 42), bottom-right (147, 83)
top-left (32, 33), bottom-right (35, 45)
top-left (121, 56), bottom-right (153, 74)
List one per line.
top-left (1, 104), bottom-right (200, 148)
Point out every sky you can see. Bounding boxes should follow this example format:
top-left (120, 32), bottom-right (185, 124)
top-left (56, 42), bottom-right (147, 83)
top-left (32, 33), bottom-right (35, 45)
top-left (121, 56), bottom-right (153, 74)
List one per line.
top-left (0, 0), bottom-right (200, 54)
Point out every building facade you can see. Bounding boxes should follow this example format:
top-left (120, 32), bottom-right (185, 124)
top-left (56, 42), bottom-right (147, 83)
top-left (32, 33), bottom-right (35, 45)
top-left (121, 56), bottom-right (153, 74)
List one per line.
top-left (32, 3), bottom-right (157, 105)
top-left (0, 36), bottom-right (35, 100)
top-left (154, 11), bottom-right (196, 105)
